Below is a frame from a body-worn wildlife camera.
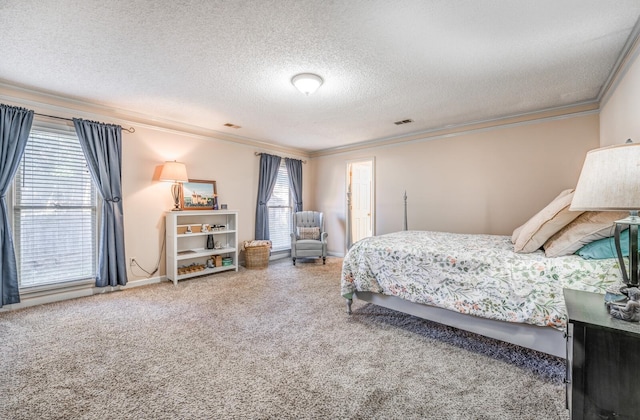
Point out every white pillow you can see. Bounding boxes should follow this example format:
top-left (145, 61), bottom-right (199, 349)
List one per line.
top-left (543, 211), bottom-right (628, 257)
top-left (511, 189), bottom-right (573, 244)
top-left (514, 189), bottom-right (583, 253)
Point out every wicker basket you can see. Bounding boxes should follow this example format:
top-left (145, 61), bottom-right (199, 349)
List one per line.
top-left (245, 245), bottom-right (270, 269)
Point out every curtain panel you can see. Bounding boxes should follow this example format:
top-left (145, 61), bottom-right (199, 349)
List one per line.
top-left (73, 118), bottom-right (128, 287)
top-left (285, 158), bottom-right (303, 213)
top-left (0, 104), bottom-right (34, 306)
top-left (255, 154), bottom-right (282, 240)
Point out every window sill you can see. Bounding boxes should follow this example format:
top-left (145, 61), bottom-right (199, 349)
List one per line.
top-left (20, 278), bottom-right (95, 297)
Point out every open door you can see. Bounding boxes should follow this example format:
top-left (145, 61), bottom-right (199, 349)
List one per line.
top-left (346, 159), bottom-right (374, 249)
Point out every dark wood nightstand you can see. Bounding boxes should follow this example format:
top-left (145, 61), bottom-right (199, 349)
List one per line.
top-left (564, 288), bottom-right (640, 419)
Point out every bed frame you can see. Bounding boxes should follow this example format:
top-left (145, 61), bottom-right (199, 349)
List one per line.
top-left (345, 194), bottom-right (567, 358)
top-left (347, 292), bottom-right (566, 358)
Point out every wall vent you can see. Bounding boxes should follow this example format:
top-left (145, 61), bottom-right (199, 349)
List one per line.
top-left (394, 119), bottom-right (414, 125)
top-left (224, 123), bottom-right (241, 129)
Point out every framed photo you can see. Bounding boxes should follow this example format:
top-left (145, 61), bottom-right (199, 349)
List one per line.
top-left (180, 179), bottom-right (218, 210)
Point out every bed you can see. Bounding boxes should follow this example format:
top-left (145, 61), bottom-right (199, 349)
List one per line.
top-left (341, 230), bottom-right (622, 358)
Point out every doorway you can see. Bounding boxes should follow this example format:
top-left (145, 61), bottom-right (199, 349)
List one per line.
top-left (346, 158), bottom-right (374, 249)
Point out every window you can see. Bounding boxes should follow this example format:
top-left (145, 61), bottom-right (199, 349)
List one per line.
top-left (13, 127), bottom-right (98, 288)
top-left (267, 161), bottom-right (292, 251)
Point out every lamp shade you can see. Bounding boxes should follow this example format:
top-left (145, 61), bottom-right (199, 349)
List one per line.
top-left (291, 73), bottom-right (323, 95)
top-left (159, 161), bottom-right (189, 183)
top-left (570, 143), bottom-right (640, 211)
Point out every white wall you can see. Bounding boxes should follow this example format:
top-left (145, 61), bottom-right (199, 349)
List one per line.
top-left (124, 126), bottom-right (312, 280)
top-left (0, 88), bottom-right (311, 283)
top-left (313, 114), bottom-right (600, 256)
top-left (600, 49), bottom-right (640, 146)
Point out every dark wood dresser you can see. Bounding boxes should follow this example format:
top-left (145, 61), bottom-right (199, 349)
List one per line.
top-left (564, 288), bottom-right (640, 419)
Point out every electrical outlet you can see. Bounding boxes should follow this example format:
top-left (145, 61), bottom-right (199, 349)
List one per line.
top-left (129, 257), bottom-right (136, 267)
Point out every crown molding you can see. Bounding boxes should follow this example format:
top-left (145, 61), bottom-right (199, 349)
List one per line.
top-left (598, 17), bottom-right (640, 107)
top-left (0, 81), bottom-right (312, 160)
top-left (310, 102), bottom-right (599, 158)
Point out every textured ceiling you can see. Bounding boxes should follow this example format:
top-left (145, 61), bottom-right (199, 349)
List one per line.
top-left (1, 1), bottom-right (640, 153)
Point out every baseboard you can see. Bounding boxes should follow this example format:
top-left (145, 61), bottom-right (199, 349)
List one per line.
top-left (0, 275), bottom-right (166, 312)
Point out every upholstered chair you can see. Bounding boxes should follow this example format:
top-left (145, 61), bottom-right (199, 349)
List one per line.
top-left (290, 211), bottom-right (327, 265)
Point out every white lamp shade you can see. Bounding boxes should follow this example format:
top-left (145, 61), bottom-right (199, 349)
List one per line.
top-left (159, 161), bottom-right (189, 183)
top-left (291, 73), bottom-right (323, 95)
top-left (570, 143), bottom-right (640, 211)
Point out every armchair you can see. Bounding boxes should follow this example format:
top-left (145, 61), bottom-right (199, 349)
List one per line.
top-left (290, 211), bottom-right (327, 265)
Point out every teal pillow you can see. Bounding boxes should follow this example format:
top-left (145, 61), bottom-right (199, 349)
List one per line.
top-left (576, 229), bottom-right (629, 260)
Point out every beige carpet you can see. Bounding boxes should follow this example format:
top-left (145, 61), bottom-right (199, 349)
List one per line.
top-left (0, 257), bottom-right (567, 419)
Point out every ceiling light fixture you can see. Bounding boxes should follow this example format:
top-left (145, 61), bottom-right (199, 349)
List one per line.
top-left (291, 73), bottom-right (323, 95)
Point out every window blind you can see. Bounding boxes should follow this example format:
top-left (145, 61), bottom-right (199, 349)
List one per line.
top-left (267, 161), bottom-right (292, 251)
top-left (14, 129), bottom-right (97, 288)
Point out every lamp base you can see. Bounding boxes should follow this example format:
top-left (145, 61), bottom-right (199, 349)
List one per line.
top-left (614, 212), bottom-right (639, 287)
top-left (170, 182), bottom-right (182, 211)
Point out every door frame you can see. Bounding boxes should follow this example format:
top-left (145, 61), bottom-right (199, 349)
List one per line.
top-left (345, 157), bottom-right (375, 251)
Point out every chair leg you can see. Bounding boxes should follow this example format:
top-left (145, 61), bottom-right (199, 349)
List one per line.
top-left (292, 258), bottom-right (296, 266)
top-left (323, 257), bottom-right (326, 265)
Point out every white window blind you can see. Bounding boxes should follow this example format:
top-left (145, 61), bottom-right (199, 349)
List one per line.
top-left (13, 128), bottom-right (97, 288)
top-left (267, 161), bottom-right (292, 251)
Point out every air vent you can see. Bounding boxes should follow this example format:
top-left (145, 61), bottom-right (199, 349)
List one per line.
top-left (394, 119), bottom-right (414, 125)
top-left (224, 123), bottom-right (241, 129)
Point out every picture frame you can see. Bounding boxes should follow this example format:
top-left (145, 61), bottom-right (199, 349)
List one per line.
top-left (180, 179), bottom-right (219, 210)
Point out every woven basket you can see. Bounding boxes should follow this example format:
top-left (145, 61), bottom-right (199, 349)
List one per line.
top-left (245, 245), bottom-right (270, 269)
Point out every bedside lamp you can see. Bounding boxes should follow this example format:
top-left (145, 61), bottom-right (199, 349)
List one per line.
top-left (159, 161), bottom-right (189, 211)
top-left (570, 143), bottom-right (640, 286)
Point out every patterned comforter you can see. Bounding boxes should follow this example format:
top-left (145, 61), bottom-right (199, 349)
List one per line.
top-left (341, 230), bottom-right (622, 329)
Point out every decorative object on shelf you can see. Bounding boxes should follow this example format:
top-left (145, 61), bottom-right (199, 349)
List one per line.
top-left (222, 257), bottom-right (233, 266)
top-left (206, 234), bottom-right (214, 249)
top-left (291, 73), bottom-right (323, 95)
top-left (159, 161), bottom-right (189, 211)
top-left (206, 258), bottom-right (215, 269)
top-left (177, 263), bottom-right (205, 275)
top-left (185, 225), bottom-right (192, 234)
top-left (201, 224), bottom-right (209, 232)
top-left (215, 241), bottom-right (222, 249)
top-left (181, 179), bottom-right (218, 210)
top-left (571, 143), bottom-right (640, 287)
top-left (605, 281), bottom-right (629, 304)
top-left (606, 287), bottom-right (640, 322)
top-left (221, 204), bottom-right (228, 210)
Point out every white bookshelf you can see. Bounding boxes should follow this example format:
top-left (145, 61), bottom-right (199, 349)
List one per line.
top-left (166, 210), bottom-right (238, 285)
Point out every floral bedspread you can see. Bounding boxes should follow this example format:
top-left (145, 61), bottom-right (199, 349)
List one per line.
top-left (341, 230), bottom-right (622, 329)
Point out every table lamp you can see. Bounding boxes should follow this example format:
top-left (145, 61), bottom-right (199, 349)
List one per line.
top-left (159, 161), bottom-right (189, 211)
top-left (570, 142), bottom-right (640, 287)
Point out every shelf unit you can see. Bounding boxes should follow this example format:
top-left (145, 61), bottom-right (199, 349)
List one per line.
top-left (166, 210), bottom-right (238, 285)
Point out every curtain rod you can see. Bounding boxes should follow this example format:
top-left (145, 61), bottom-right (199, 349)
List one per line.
top-left (254, 152), bottom-right (306, 164)
top-left (34, 112), bottom-right (136, 133)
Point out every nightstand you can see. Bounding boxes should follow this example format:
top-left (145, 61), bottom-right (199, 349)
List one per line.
top-left (564, 288), bottom-right (640, 419)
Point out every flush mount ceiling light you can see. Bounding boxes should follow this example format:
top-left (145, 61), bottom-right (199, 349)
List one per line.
top-left (291, 73), bottom-right (323, 95)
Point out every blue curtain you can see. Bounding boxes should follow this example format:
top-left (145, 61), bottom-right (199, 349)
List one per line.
top-left (73, 119), bottom-right (128, 287)
top-left (0, 105), bottom-right (33, 306)
top-left (255, 154), bottom-right (281, 240)
top-left (285, 158), bottom-right (303, 213)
